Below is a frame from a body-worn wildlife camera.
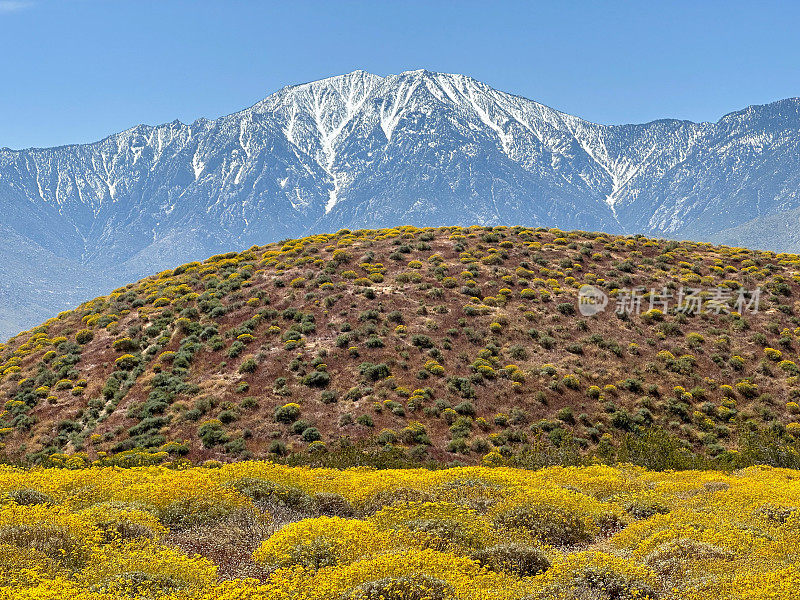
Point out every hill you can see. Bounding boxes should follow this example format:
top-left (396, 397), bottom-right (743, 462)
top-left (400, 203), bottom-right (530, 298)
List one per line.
top-left (3, 70), bottom-right (800, 338)
top-left (3, 225), bottom-right (800, 467)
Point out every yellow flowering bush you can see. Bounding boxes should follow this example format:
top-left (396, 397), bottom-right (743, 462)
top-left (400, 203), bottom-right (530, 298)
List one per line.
top-left (254, 516), bottom-right (394, 571)
top-left (76, 540), bottom-right (217, 596)
top-left (262, 549), bottom-right (524, 600)
top-left (0, 503), bottom-right (102, 571)
top-left (489, 483), bottom-right (623, 546)
top-left (527, 551), bottom-right (658, 600)
top-left (0, 461), bottom-right (798, 599)
top-left (369, 501), bottom-right (495, 552)
top-left (77, 503), bottom-right (167, 543)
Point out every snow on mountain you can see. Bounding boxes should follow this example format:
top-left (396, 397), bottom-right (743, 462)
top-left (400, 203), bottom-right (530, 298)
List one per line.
top-left (1, 69), bottom-right (799, 338)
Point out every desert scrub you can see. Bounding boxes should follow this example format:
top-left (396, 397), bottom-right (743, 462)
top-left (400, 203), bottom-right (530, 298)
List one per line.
top-left (344, 574), bottom-right (454, 600)
top-left (274, 402), bottom-right (302, 423)
top-left (0, 503), bottom-right (101, 570)
top-left (492, 501), bottom-right (596, 547)
top-left (642, 537), bottom-right (733, 582)
top-left (258, 549), bottom-right (523, 600)
top-left (472, 542), bottom-right (551, 576)
top-left (78, 539), bottom-right (217, 596)
top-left (369, 501), bottom-right (495, 552)
top-left (230, 477), bottom-right (314, 512)
top-left (253, 516), bottom-right (394, 571)
top-left (79, 503), bottom-right (167, 543)
top-left (490, 486), bottom-right (623, 546)
top-left (527, 551), bottom-right (659, 600)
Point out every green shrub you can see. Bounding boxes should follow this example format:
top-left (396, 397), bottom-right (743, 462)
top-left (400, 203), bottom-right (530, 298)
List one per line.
top-left (563, 374), bottom-right (580, 390)
top-left (231, 478), bottom-right (313, 512)
top-left (493, 503), bottom-right (594, 547)
top-left (509, 345), bottom-right (528, 360)
top-left (274, 403), bottom-right (302, 424)
top-left (530, 553), bottom-right (657, 600)
top-left (344, 575), bottom-right (453, 600)
top-left (625, 500), bottom-right (670, 520)
top-left (447, 377), bottom-right (475, 398)
top-left (356, 415), bottom-right (374, 427)
top-left (112, 337), bottom-right (138, 352)
top-left (359, 362), bottom-right (391, 381)
top-left (611, 410), bottom-right (634, 431)
top-left (301, 427), bottom-right (322, 442)
top-left (539, 335), bottom-right (556, 349)
top-left (239, 358), bottom-right (258, 374)
top-left (269, 440), bottom-right (288, 456)
top-left (556, 407), bottom-right (575, 424)
top-left (289, 419), bottom-right (312, 435)
top-left (313, 493), bottom-right (354, 517)
top-left (365, 336), bottom-right (385, 348)
top-left (76, 329), bottom-right (94, 344)
top-left (115, 354), bottom-right (139, 370)
top-left (446, 437), bottom-right (469, 453)
top-left (227, 341), bottom-right (245, 358)
top-left (736, 380), bottom-right (758, 398)
top-left (302, 370), bottom-right (331, 388)
top-left (454, 401), bottom-right (476, 416)
top-left (403, 517), bottom-right (481, 551)
top-left (7, 488), bottom-right (54, 506)
top-left (449, 417), bottom-right (473, 439)
top-left (557, 303), bottom-right (576, 316)
top-left (218, 409), bottom-right (237, 425)
top-left (157, 496), bottom-right (239, 530)
top-left (472, 543), bottom-right (551, 576)
top-left (197, 419), bottom-right (227, 448)
top-left (240, 396), bottom-right (259, 409)
top-left (224, 437), bottom-right (247, 455)
top-left (320, 390), bottom-right (338, 404)
top-left (644, 538), bottom-right (733, 578)
top-left (411, 335), bottom-right (434, 349)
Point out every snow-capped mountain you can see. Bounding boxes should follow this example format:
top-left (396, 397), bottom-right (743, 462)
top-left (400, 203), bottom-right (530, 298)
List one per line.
top-left (1, 69), bottom-right (799, 338)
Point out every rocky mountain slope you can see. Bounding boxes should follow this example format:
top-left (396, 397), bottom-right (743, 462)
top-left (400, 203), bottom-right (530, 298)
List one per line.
top-left (2, 225), bottom-right (800, 466)
top-left (2, 70), bottom-right (800, 338)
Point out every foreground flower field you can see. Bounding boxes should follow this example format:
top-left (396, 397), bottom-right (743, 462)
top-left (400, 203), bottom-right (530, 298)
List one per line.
top-left (1, 461), bottom-right (798, 599)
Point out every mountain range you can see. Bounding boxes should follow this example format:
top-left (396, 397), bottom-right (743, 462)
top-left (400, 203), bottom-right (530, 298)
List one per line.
top-left (2, 69), bottom-right (800, 339)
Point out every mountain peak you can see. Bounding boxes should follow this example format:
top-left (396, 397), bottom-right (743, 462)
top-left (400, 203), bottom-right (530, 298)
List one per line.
top-left (274, 69), bottom-right (384, 97)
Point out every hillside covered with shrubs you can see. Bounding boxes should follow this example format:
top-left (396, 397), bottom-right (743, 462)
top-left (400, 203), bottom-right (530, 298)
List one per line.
top-left (1, 461), bottom-right (798, 599)
top-left (3, 225), bottom-right (800, 467)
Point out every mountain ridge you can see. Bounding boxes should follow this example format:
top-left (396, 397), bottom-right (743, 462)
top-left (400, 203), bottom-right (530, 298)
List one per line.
top-left (2, 69), bottom-right (800, 339)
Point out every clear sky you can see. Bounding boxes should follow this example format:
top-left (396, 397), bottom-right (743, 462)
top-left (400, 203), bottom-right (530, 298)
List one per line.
top-left (1, 0), bottom-right (798, 149)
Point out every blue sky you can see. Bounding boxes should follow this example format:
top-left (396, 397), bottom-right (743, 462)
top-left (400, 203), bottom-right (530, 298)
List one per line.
top-left (1, 0), bottom-right (798, 149)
